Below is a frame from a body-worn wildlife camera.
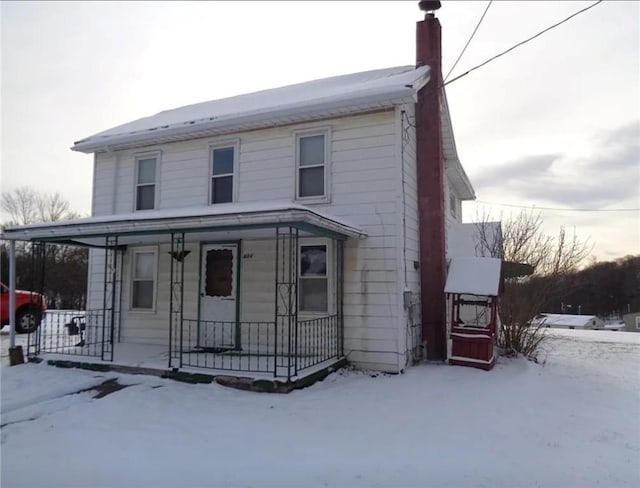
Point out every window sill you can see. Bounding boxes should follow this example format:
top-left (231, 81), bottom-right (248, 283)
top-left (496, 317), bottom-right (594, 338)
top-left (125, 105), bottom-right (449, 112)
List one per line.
top-left (295, 195), bottom-right (330, 205)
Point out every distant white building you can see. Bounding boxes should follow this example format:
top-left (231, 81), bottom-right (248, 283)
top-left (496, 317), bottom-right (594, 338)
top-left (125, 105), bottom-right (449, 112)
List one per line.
top-left (534, 314), bottom-right (605, 330)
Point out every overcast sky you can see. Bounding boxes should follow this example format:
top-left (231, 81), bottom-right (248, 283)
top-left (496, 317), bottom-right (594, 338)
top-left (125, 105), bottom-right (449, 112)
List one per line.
top-left (1, 1), bottom-right (638, 261)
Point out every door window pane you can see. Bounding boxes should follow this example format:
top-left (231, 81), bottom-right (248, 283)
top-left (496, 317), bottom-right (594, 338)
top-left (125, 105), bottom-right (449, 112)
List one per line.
top-left (205, 249), bottom-right (233, 297)
top-left (299, 167), bottom-right (324, 197)
top-left (300, 135), bottom-right (324, 166)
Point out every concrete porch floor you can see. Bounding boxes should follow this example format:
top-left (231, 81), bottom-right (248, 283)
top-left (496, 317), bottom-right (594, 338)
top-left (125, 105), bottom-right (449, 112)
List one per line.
top-left (33, 341), bottom-right (344, 384)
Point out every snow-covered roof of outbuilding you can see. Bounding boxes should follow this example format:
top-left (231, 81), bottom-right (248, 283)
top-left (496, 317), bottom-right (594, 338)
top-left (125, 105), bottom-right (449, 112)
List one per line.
top-left (534, 314), bottom-right (600, 327)
top-left (445, 257), bottom-right (503, 296)
top-left (72, 66), bottom-right (430, 153)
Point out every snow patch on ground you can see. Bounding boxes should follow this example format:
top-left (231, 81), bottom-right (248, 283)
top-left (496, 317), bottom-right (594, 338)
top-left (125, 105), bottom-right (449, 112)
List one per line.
top-left (1, 330), bottom-right (638, 487)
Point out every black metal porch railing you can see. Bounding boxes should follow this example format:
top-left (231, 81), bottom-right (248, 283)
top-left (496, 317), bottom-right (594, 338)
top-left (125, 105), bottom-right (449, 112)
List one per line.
top-left (295, 315), bottom-right (339, 373)
top-left (180, 319), bottom-right (276, 373)
top-left (27, 310), bottom-right (117, 361)
top-left (178, 315), bottom-right (341, 378)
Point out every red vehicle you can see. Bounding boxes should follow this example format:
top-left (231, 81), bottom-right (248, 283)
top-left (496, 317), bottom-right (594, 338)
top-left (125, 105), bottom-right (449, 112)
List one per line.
top-left (0, 282), bottom-right (47, 333)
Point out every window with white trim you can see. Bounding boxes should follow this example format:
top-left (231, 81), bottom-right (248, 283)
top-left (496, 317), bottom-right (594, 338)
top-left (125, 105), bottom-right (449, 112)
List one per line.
top-left (296, 131), bottom-right (329, 201)
top-left (299, 244), bottom-right (328, 312)
top-left (636, 316), bottom-right (640, 330)
top-left (135, 156), bottom-right (157, 210)
top-left (210, 146), bottom-right (235, 204)
top-left (131, 249), bottom-right (157, 310)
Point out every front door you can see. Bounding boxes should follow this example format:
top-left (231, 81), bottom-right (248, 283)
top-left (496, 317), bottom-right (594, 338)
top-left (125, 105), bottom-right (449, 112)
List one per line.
top-left (199, 243), bottom-right (238, 349)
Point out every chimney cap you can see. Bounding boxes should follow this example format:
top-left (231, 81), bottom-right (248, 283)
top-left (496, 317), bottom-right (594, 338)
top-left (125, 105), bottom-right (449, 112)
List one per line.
top-left (419, 1), bottom-right (441, 13)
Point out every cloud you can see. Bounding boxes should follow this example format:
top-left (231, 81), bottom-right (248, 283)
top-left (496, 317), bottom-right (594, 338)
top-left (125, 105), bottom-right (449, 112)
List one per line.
top-left (472, 122), bottom-right (640, 208)
top-left (471, 154), bottom-right (560, 189)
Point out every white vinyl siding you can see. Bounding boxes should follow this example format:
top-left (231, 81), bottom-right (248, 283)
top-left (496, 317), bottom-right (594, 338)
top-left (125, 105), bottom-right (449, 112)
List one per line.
top-left (89, 110), bottom-right (404, 372)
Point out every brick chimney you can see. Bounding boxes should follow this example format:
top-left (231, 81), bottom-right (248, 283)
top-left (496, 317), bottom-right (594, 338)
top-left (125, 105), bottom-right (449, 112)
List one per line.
top-left (415, 1), bottom-right (447, 360)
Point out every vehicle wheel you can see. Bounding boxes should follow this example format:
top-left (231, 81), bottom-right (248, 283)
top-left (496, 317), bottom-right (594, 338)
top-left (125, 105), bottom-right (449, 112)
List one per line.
top-left (15, 307), bottom-right (42, 334)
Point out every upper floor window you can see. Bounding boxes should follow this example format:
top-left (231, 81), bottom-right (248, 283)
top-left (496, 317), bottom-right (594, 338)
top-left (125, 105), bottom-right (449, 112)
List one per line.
top-left (210, 145), bottom-right (235, 204)
top-left (296, 130), bottom-right (330, 201)
top-left (135, 156), bottom-right (157, 211)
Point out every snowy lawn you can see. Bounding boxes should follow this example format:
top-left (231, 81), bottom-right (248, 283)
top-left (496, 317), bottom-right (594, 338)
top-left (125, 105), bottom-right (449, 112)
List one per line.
top-left (1, 330), bottom-right (639, 488)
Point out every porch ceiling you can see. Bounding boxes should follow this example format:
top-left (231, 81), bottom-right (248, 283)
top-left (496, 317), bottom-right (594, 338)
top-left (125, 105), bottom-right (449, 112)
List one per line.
top-left (1, 202), bottom-right (368, 246)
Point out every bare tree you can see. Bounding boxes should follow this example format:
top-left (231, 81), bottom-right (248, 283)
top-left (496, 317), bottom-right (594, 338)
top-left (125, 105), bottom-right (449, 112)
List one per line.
top-left (476, 209), bottom-right (592, 359)
top-left (37, 192), bottom-right (70, 222)
top-left (1, 187), bottom-right (88, 309)
top-left (1, 187), bottom-right (38, 225)
top-left (1, 186), bottom-right (76, 225)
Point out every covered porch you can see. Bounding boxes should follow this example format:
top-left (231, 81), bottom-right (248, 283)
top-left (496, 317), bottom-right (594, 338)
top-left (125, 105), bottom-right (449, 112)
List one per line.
top-left (3, 203), bottom-right (366, 381)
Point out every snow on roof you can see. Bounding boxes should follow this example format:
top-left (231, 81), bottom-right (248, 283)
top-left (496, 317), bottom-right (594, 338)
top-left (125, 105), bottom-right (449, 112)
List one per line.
top-left (534, 314), bottom-right (600, 327)
top-left (1, 202), bottom-right (367, 241)
top-left (73, 66), bottom-right (430, 153)
top-left (444, 257), bottom-right (502, 296)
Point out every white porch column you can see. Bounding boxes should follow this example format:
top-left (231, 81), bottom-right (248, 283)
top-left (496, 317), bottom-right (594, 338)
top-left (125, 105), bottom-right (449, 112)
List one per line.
top-left (9, 239), bottom-right (16, 348)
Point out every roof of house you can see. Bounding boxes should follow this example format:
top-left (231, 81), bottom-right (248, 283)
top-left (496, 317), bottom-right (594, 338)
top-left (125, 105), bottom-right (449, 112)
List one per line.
top-left (444, 257), bottom-right (502, 296)
top-left (72, 66), bottom-right (430, 154)
top-left (535, 314), bottom-right (601, 327)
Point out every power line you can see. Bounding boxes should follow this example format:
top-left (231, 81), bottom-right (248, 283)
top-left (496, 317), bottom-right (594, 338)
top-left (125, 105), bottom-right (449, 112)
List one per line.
top-left (472, 200), bottom-right (639, 212)
top-left (444, 0), bottom-right (493, 83)
top-left (444, 0), bottom-right (604, 87)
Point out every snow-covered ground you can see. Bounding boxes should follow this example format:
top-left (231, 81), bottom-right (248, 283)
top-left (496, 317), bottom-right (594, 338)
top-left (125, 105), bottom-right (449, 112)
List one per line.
top-left (2, 329), bottom-right (639, 488)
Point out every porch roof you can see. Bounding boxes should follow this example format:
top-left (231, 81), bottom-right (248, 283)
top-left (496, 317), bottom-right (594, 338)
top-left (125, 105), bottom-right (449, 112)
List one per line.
top-left (1, 202), bottom-right (368, 245)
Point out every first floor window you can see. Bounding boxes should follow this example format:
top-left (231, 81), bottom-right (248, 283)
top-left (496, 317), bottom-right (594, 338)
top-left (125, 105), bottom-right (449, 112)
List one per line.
top-left (636, 317), bottom-right (640, 330)
top-left (136, 156), bottom-right (157, 210)
top-left (131, 250), bottom-right (156, 309)
top-left (211, 146), bottom-right (234, 204)
top-left (299, 244), bottom-right (328, 312)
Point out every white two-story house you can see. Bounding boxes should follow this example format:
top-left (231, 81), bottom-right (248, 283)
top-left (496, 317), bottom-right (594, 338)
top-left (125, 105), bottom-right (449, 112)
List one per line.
top-left (4, 6), bottom-right (485, 380)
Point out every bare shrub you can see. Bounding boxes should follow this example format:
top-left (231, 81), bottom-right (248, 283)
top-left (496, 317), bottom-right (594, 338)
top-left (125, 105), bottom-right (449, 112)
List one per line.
top-left (476, 210), bottom-right (591, 360)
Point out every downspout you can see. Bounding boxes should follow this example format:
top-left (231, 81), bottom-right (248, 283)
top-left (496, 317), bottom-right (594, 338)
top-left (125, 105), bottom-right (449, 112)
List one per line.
top-left (415, 1), bottom-right (447, 361)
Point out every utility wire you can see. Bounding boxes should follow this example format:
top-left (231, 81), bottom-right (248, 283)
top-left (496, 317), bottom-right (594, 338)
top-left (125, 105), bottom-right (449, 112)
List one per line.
top-left (444, 0), bottom-right (604, 87)
top-left (472, 200), bottom-right (639, 212)
top-left (444, 0), bottom-right (493, 83)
